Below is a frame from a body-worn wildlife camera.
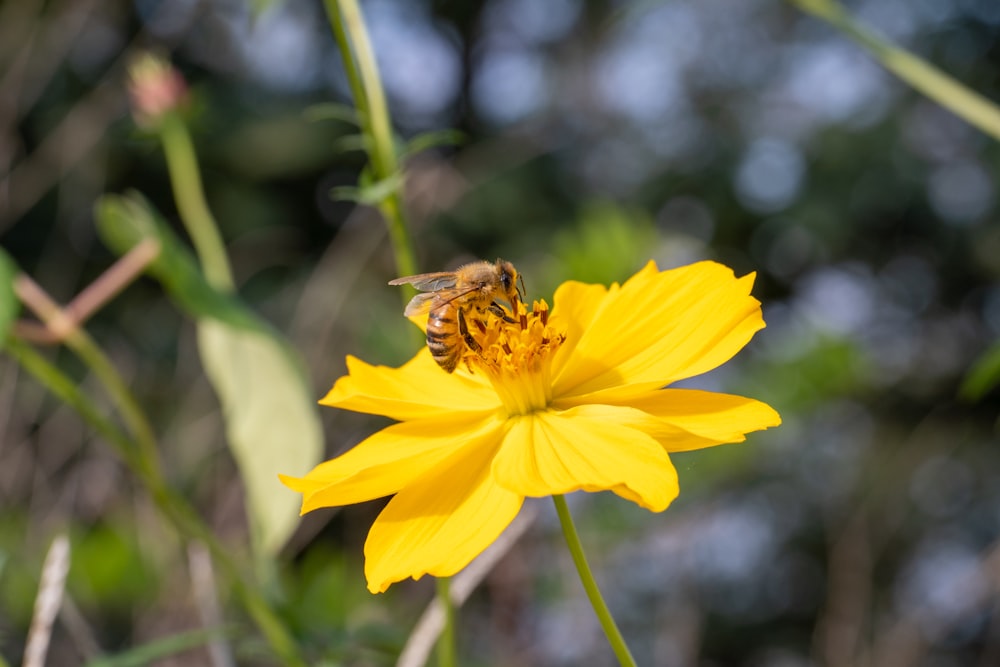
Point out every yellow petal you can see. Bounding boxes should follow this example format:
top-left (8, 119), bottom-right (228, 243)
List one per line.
top-left (555, 385), bottom-right (781, 451)
top-left (552, 261), bottom-right (765, 398)
top-left (320, 349), bottom-right (498, 421)
top-left (492, 405), bottom-right (679, 512)
top-left (363, 439), bottom-right (523, 593)
top-left (598, 387), bottom-right (781, 444)
top-left (548, 279), bottom-right (610, 377)
top-left (281, 412), bottom-right (505, 513)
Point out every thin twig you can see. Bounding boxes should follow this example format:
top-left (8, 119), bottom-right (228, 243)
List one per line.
top-left (22, 535), bottom-right (71, 667)
top-left (814, 508), bottom-right (872, 667)
top-left (188, 542), bottom-right (235, 667)
top-left (11, 238), bottom-right (159, 344)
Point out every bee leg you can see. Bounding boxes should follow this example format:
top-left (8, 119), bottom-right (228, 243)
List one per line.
top-left (488, 302), bottom-right (517, 323)
top-left (458, 309), bottom-right (482, 353)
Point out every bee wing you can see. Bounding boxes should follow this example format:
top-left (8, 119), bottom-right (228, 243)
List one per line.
top-left (388, 272), bottom-right (458, 292)
top-left (402, 292), bottom-right (442, 317)
top-left (401, 285), bottom-right (482, 317)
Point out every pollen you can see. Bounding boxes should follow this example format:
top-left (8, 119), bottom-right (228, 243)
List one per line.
top-left (463, 300), bottom-right (566, 416)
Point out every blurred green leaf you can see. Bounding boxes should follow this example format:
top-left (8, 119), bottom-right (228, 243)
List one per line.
top-left (403, 129), bottom-right (466, 158)
top-left (331, 133), bottom-right (370, 155)
top-left (0, 247), bottom-right (20, 348)
top-left (95, 194), bottom-right (261, 333)
top-left (790, 0), bottom-right (1000, 142)
top-left (96, 192), bottom-right (323, 556)
top-left (330, 171), bottom-right (405, 205)
top-left (84, 628), bottom-right (226, 667)
top-left (71, 524), bottom-right (155, 610)
top-left (303, 102), bottom-right (362, 126)
top-left (547, 200), bottom-right (656, 290)
top-left (960, 339), bottom-right (1000, 401)
top-left (198, 319), bottom-right (323, 556)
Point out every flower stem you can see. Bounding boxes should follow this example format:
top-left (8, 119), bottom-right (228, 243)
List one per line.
top-left (552, 495), bottom-right (637, 667)
top-left (436, 577), bottom-right (456, 667)
top-left (159, 113), bottom-right (235, 292)
top-left (322, 0), bottom-right (419, 290)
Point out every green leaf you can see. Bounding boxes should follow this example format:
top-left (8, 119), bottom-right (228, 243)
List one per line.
top-left (403, 129), bottom-right (466, 158)
top-left (0, 247), bottom-right (20, 348)
top-left (960, 339), bottom-right (1000, 401)
top-left (95, 192), bottom-right (323, 556)
top-left (303, 102), bottom-right (362, 126)
top-left (84, 628), bottom-right (227, 667)
top-left (789, 0), bottom-right (1000, 142)
top-left (198, 319), bottom-right (322, 556)
top-left (330, 170), bottom-right (405, 205)
top-left (95, 193), bottom-right (262, 333)
top-left (331, 132), bottom-right (370, 155)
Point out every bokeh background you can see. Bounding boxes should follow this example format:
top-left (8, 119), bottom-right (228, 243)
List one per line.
top-left (3, 0), bottom-right (1000, 665)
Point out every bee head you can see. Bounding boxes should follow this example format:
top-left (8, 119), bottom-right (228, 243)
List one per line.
top-left (496, 259), bottom-right (524, 303)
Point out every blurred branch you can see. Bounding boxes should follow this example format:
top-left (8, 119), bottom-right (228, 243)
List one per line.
top-left (813, 508), bottom-right (872, 667)
top-left (0, 0), bottom-right (44, 67)
top-left (0, 81), bottom-right (124, 229)
top-left (8, 277), bottom-right (306, 667)
top-left (788, 0), bottom-right (1000, 142)
top-left (188, 542), bottom-right (235, 667)
top-left (58, 597), bottom-right (103, 664)
top-left (22, 535), bottom-right (70, 667)
top-left (13, 273), bottom-right (160, 470)
top-left (13, 239), bottom-right (160, 345)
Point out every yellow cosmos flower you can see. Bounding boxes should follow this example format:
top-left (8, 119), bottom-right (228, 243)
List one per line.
top-left (281, 260), bottom-right (781, 593)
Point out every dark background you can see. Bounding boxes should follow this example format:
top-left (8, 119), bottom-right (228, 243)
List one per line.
top-left (3, 0), bottom-right (1000, 664)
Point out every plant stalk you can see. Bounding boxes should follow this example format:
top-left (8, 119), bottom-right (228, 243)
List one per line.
top-left (553, 495), bottom-right (637, 667)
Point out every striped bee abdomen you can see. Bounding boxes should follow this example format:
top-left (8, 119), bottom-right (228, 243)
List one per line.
top-left (426, 307), bottom-right (460, 372)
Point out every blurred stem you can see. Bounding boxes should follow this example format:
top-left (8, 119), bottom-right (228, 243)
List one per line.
top-left (436, 577), bottom-right (456, 667)
top-left (9, 335), bottom-right (306, 667)
top-left (153, 109), bottom-right (305, 662)
top-left (788, 0), bottom-right (1000, 142)
top-left (323, 0), bottom-right (419, 289)
top-left (6, 293), bottom-right (305, 667)
top-left (6, 337), bottom-right (141, 463)
top-left (552, 495), bottom-right (637, 667)
top-left (159, 113), bottom-right (235, 292)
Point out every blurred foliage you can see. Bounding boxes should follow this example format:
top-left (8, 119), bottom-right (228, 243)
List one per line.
top-left (2, 0), bottom-right (1000, 665)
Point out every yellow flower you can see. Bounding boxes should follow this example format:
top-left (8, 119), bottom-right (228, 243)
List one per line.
top-left (281, 260), bottom-right (781, 593)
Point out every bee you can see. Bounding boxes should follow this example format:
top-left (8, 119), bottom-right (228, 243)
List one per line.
top-left (389, 259), bottom-right (524, 372)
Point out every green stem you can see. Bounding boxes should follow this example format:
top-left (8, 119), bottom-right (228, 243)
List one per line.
top-left (436, 577), bottom-right (456, 667)
top-left (6, 338), bottom-right (139, 459)
top-left (334, 0), bottom-right (397, 180)
top-left (552, 495), bottom-right (637, 667)
top-left (7, 337), bottom-right (305, 667)
top-left (788, 0), bottom-right (1000, 142)
top-left (323, 0), bottom-right (419, 288)
top-left (159, 113), bottom-right (235, 292)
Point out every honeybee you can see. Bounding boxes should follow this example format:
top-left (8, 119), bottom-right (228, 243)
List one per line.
top-left (389, 259), bottom-right (524, 372)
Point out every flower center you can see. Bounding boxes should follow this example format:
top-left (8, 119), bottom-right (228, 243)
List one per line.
top-left (462, 299), bottom-right (566, 416)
